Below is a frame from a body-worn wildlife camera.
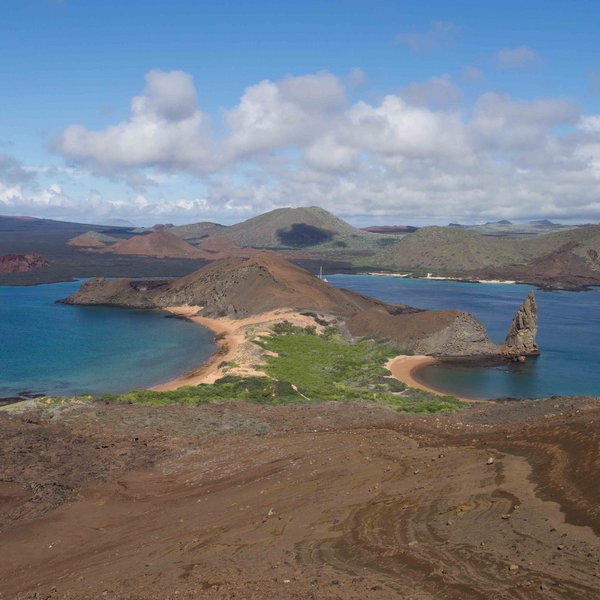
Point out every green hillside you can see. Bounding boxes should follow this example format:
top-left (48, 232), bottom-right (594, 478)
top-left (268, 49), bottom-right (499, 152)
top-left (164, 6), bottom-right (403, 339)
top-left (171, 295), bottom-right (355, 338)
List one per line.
top-left (171, 206), bottom-right (403, 252)
top-left (375, 224), bottom-right (600, 274)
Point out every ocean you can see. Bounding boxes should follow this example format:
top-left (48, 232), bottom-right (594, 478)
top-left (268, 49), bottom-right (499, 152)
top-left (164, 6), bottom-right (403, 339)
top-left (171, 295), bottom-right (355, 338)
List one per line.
top-left (0, 281), bottom-right (215, 398)
top-left (328, 274), bottom-right (599, 399)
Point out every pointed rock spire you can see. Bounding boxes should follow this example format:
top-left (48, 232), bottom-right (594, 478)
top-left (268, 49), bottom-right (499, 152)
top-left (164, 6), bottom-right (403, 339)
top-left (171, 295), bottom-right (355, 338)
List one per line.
top-left (503, 291), bottom-right (539, 359)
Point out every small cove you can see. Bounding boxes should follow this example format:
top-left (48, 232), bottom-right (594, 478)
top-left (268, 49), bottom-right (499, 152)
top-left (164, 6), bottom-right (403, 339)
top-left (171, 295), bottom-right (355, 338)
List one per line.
top-left (0, 281), bottom-right (215, 398)
top-left (329, 274), bottom-right (600, 399)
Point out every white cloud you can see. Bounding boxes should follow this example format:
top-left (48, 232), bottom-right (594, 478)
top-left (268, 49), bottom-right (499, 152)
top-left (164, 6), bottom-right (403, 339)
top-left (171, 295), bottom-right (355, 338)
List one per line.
top-left (54, 70), bottom-right (217, 173)
top-left (394, 21), bottom-right (456, 54)
top-left (496, 46), bottom-right (540, 69)
top-left (470, 93), bottom-right (578, 150)
top-left (342, 96), bottom-right (469, 160)
top-left (29, 69), bottom-right (599, 224)
top-left (224, 72), bottom-right (346, 159)
top-left (305, 133), bottom-right (358, 172)
top-left (578, 115), bottom-right (600, 134)
top-left (0, 153), bottom-right (35, 185)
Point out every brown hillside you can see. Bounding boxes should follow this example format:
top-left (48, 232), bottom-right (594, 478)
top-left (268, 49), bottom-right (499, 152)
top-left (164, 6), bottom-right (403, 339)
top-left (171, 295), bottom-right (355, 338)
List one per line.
top-left (66, 251), bottom-right (394, 317)
top-left (68, 231), bottom-right (118, 247)
top-left (347, 306), bottom-right (499, 356)
top-left (97, 231), bottom-right (204, 259)
top-left (0, 252), bottom-right (48, 273)
top-left (464, 241), bottom-right (600, 288)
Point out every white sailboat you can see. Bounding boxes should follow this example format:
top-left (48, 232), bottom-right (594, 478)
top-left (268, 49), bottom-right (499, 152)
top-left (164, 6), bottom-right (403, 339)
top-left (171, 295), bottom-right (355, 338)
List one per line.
top-left (319, 266), bottom-right (328, 283)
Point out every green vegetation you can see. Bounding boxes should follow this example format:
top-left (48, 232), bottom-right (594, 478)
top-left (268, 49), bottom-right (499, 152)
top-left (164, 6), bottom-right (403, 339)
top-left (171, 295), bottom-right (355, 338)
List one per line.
top-left (95, 322), bottom-right (463, 413)
top-left (373, 224), bottom-right (600, 274)
top-left (170, 206), bottom-right (402, 253)
top-left (98, 376), bottom-right (298, 405)
top-left (257, 330), bottom-right (461, 412)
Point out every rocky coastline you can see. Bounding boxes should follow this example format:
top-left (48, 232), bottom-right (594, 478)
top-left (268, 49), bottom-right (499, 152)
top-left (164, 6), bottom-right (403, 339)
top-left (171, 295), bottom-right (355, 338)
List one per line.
top-left (63, 252), bottom-right (539, 368)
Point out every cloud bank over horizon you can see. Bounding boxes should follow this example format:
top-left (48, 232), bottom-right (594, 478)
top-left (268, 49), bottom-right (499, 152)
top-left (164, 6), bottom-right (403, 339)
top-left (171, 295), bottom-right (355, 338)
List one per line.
top-left (3, 67), bottom-right (600, 226)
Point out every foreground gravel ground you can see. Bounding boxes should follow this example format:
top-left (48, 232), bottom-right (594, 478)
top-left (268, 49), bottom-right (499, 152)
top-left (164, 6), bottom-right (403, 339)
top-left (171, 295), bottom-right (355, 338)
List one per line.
top-left (1, 396), bottom-right (599, 599)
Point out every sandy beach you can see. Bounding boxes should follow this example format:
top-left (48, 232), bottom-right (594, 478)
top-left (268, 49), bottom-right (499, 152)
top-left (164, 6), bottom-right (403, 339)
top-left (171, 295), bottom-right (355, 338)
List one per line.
top-left (387, 354), bottom-right (479, 402)
top-left (153, 306), bottom-right (320, 390)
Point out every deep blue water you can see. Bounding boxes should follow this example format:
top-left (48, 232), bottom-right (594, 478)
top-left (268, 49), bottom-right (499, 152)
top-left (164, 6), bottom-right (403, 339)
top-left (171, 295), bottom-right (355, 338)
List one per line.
top-left (0, 281), bottom-right (215, 397)
top-left (329, 274), bottom-right (600, 399)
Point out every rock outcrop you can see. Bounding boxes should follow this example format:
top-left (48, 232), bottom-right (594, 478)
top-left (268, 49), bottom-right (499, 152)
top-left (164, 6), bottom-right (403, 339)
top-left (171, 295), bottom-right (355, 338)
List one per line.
top-left (0, 253), bottom-right (48, 273)
top-left (502, 291), bottom-right (539, 358)
top-left (347, 307), bottom-right (500, 357)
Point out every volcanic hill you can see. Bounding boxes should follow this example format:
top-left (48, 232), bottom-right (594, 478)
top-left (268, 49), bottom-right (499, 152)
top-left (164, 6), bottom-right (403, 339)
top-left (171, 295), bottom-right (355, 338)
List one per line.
top-left (68, 231), bottom-right (119, 247)
top-left (96, 231), bottom-right (204, 259)
top-left (375, 224), bottom-right (600, 288)
top-left (169, 206), bottom-right (400, 252)
top-left (64, 251), bottom-right (527, 357)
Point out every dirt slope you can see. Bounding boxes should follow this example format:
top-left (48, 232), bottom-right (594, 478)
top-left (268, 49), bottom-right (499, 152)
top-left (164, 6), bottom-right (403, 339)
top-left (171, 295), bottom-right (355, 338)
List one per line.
top-left (65, 251), bottom-right (393, 317)
top-left (347, 306), bottom-right (500, 356)
top-left (1, 397), bottom-right (600, 599)
top-left (97, 231), bottom-right (204, 259)
top-left (68, 231), bottom-right (119, 247)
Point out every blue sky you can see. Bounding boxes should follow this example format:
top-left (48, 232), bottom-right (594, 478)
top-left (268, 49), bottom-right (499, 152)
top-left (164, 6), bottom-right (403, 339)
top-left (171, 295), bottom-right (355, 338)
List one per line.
top-left (1, 0), bottom-right (599, 225)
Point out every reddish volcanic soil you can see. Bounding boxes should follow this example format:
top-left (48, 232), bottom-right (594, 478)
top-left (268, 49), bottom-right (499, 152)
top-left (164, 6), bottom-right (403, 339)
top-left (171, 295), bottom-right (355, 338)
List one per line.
top-left (97, 231), bottom-right (204, 259)
top-left (0, 252), bottom-right (48, 273)
top-left (1, 397), bottom-right (600, 599)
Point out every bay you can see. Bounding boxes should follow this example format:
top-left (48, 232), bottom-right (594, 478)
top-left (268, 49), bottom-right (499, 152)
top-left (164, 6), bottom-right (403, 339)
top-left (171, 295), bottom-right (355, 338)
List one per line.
top-left (0, 281), bottom-right (215, 397)
top-left (329, 274), bottom-right (599, 399)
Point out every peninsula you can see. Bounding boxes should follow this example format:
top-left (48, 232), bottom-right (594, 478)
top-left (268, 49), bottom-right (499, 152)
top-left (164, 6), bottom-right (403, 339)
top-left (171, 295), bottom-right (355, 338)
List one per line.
top-left (64, 251), bottom-right (538, 396)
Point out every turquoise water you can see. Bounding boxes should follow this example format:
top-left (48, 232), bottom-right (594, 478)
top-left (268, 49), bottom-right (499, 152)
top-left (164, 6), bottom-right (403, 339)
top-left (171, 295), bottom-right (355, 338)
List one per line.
top-left (0, 281), bottom-right (215, 397)
top-left (329, 275), bottom-right (599, 399)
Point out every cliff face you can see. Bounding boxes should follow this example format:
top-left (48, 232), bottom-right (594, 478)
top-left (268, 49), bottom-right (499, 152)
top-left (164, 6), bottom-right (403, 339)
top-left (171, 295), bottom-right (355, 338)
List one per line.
top-left (503, 291), bottom-right (539, 358)
top-left (346, 307), bottom-right (500, 357)
top-left (0, 253), bottom-right (48, 273)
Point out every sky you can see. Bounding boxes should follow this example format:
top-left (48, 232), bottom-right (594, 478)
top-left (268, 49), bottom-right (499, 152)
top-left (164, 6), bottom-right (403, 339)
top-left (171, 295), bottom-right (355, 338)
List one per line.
top-left (1, 0), bottom-right (599, 226)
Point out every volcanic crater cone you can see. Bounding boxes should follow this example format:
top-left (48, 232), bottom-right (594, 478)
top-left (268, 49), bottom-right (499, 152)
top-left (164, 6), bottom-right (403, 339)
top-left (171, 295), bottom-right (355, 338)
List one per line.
top-left (95, 230), bottom-right (204, 259)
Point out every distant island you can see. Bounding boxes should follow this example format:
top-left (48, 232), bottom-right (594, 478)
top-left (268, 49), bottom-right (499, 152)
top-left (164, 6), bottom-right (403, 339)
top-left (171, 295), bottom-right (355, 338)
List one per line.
top-left (1, 206), bottom-right (599, 289)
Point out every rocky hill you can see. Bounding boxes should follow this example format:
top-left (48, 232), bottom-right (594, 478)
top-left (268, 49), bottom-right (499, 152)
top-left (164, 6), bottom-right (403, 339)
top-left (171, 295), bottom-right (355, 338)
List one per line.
top-left (64, 251), bottom-right (535, 358)
top-left (96, 231), bottom-right (204, 259)
top-left (166, 221), bottom-right (226, 245)
top-left (68, 231), bottom-right (119, 247)
top-left (0, 252), bottom-right (48, 273)
top-left (170, 206), bottom-right (398, 252)
top-left (375, 224), bottom-right (600, 288)
top-left (64, 251), bottom-right (390, 317)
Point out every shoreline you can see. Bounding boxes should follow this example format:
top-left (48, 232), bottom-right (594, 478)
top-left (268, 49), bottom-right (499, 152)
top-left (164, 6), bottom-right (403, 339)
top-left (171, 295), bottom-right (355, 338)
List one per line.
top-left (387, 355), bottom-right (484, 403)
top-left (154, 308), bottom-right (482, 403)
top-left (153, 306), bottom-right (321, 391)
top-left (153, 306), bottom-right (240, 390)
